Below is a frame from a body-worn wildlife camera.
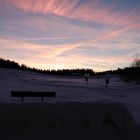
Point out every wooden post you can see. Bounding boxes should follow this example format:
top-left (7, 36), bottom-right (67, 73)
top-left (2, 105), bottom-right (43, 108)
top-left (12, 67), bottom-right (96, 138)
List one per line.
top-left (85, 73), bottom-right (89, 88)
top-left (21, 97), bottom-right (24, 102)
top-left (41, 97), bottom-right (44, 102)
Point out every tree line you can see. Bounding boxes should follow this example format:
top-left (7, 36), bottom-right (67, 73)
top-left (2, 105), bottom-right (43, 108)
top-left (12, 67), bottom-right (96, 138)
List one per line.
top-left (0, 58), bottom-right (95, 76)
top-left (0, 58), bottom-right (139, 83)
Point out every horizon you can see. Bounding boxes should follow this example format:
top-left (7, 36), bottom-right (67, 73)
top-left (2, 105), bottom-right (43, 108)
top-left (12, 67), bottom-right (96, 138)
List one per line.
top-left (0, 0), bottom-right (140, 72)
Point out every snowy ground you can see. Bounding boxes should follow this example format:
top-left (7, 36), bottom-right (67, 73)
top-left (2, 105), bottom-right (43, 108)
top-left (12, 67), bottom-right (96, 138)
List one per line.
top-left (0, 68), bottom-right (140, 124)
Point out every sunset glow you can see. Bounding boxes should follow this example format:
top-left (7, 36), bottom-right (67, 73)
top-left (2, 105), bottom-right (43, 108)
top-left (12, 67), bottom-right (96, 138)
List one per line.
top-left (0, 0), bottom-right (140, 71)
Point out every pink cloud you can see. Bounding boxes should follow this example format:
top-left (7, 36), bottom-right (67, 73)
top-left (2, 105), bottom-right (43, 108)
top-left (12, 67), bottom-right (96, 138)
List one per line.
top-left (23, 23), bottom-right (140, 58)
top-left (1, 0), bottom-right (139, 71)
top-left (1, 22), bottom-right (138, 64)
top-left (0, 37), bottom-right (47, 51)
top-left (82, 23), bottom-right (140, 47)
top-left (0, 37), bottom-right (135, 71)
top-left (6, 0), bottom-right (140, 26)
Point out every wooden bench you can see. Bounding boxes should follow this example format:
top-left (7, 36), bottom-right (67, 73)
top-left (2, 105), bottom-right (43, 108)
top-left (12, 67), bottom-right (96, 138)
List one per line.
top-left (11, 91), bottom-right (56, 102)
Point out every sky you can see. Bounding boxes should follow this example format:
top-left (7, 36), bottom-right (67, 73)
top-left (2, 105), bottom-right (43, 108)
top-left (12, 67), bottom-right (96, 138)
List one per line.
top-left (0, 0), bottom-right (140, 72)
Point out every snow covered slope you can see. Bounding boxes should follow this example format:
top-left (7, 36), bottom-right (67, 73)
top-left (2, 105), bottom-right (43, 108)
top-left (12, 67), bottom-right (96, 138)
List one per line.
top-left (0, 68), bottom-right (140, 124)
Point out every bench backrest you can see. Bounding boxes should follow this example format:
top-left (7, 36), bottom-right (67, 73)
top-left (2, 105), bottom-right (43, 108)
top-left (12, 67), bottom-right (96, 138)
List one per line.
top-left (11, 91), bottom-right (56, 97)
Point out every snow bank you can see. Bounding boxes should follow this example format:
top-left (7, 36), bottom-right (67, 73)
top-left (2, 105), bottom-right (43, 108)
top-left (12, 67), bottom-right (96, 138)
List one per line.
top-left (0, 102), bottom-right (136, 140)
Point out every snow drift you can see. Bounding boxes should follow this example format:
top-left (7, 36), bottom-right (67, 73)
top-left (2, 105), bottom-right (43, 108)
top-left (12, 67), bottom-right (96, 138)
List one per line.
top-left (0, 102), bottom-right (136, 140)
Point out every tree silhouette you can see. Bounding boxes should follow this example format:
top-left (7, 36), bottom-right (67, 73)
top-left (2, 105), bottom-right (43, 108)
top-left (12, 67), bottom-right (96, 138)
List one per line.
top-left (131, 53), bottom-right (140, 68)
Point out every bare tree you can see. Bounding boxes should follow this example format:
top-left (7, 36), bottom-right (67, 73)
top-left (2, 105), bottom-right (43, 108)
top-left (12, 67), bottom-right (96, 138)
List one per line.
top-left (131, 52), bottom-right (140, 68)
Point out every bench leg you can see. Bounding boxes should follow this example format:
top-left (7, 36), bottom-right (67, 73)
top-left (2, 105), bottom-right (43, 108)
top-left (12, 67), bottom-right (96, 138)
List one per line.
top-left (21, 97), bottom-right (24, 102)
top-left (41, 97), bottom-right (44, 102)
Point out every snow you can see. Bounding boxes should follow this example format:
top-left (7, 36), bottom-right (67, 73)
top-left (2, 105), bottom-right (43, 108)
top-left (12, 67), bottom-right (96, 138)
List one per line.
top-left (0, 68), bottom-right (140, 123)
top-left (0, 68), bottom-right (140, 139)
top-left (0, 102), bottom-right (136, 140)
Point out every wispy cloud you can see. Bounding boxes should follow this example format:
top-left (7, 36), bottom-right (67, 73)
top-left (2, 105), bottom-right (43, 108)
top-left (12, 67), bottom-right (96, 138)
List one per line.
top-left (5, 0), bottom-right (140, 26)
top-left (0, 0), bottom-right (140, 71)
top-left (82, 23), bottom-right (140, 45)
